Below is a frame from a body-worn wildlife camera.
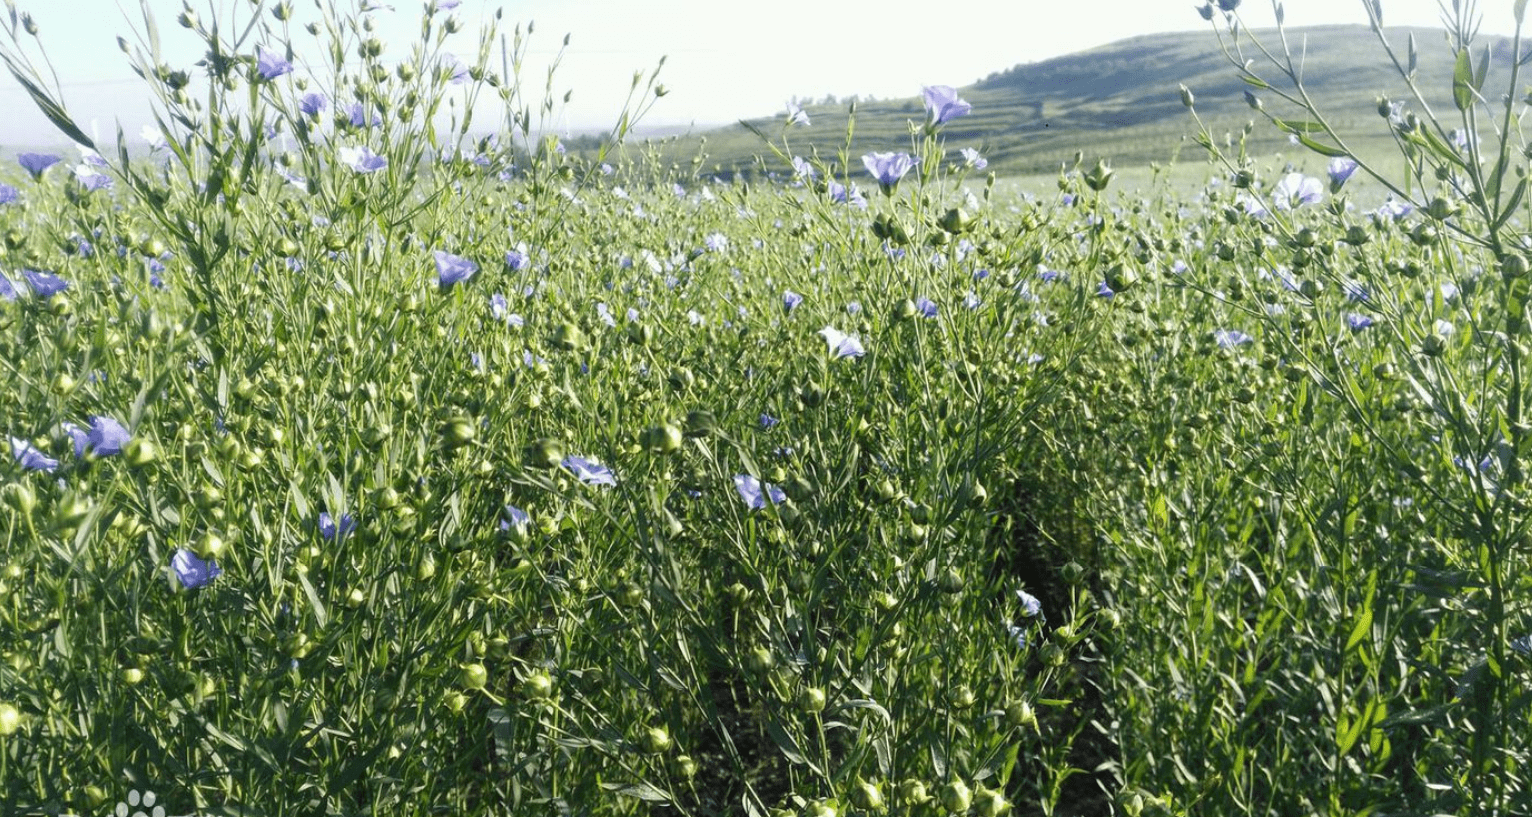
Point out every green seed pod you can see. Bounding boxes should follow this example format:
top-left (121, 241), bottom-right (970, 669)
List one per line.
top-left (973, 786), bottom-right (1012, 817)
top-left (939, 780), bottom-right (971, 813)
top-left (459, 663), bottom-right (488, 690)
top-left (524, 437), bottom-right (564, 469)
top-left (851, 778), bottom-right (887, 812)
top-left (797, 686), bottom-right (827, 714)
top-left (0, 702), bottom-right (20, 736)
top-left (521, 670), bottom-right (554, 699)
top-left (683, 410), bottom-right (718, 438)
top-left (640, 725), bottom-right (672, 754)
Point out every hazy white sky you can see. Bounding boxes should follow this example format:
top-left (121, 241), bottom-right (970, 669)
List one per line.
top-left (0, 0), bottom-right (1521, 147)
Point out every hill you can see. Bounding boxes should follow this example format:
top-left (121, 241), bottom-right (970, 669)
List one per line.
top-left (633, 25), bottom-right (1521, 178)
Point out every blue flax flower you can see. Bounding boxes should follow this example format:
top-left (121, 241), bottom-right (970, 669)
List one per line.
top-left (1274, 173), bottom-right (1323, 209)
top-left (915, 297), bottom-right (938, 318)
top-left (500, 504), bottom-right (530, 533)
top-left (256, 46), bottom-right (293, 80)
top-left (1214, 328), bottom-right (1253, 348)
top-left (339, 145), bottom-right (387, 173)
top-left (0, 183), bottom-right (18, 204)
top-left (10, 436), bottom-right (58, 472)
top-left (71, 416), bottom-right (130, 457)
top-left (17, 153), bottom-right (60, 179)
top-left (563, 456), bottom-right (617, 487)
top-left (783, 290), bottom-right (803, 314)
top-left (960, 147), bottom-right (987, 169)
top-left (299, 92), bottom-right (328, 116)
top-left (827, 179), bottom-right (867, 207)
top-left (863, 152), bottom-right (917, 190)
top-left (734, 474), bottom-right (786, 510)
top-left (317, 512), bottom-right (357, 540)
top-left (922, 85), bottom-right (972, 125)
top-left (786, 101), bottom-right (810, 126)
top-left (0, 273), bottom-right (16, 301)
top-left (433, 250), bottom-right (478, 287)
top-left (819, 326), bottom-right (865, 359)
top-left (22, 269), bottom-right (68, 299)
top-left (1346, 313), bottom-right (1375, 331)
top-left (172, 548), bottom-right (222, 589)
top-left (1016, 589), bottom-right (1044, 619)
top-left (1328, 157), bottom-right (1358, 189)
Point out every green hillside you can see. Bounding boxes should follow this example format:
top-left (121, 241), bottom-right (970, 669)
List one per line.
top-left (638, 24), bottom-right (1521, 178)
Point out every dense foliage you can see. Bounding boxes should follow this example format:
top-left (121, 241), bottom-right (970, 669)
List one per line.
top-left (0, 1), bottom-right (1528, 816)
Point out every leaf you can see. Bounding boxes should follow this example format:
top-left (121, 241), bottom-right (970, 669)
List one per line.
top-left (600, 782), bottom-right (670, 803)
top-left (1454, 48), bottom-right (1474, 111)
top-left (1519, 0), bottom-right (1529, 25)
top-left (1408, 33), bottom-right (1418, 77)
top-left (0, 55), bottom-right (94, 149)
top-left (1240, 75), bottom-right (1270, 89)
top-left (1273, 118), bottom-right (1326, 135)
top-left (1494, 177), bottom-right (1527, 233)
top-left (1344, 571), bottom-right (1377, 655)
top-left (765, 718), bottom-right (806, 765)
top-left (1297, 134), bottom-right (1349, 158)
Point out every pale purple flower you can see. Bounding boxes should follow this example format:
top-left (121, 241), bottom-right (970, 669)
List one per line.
top-left (69, 416), bottom-right (130, 457)
top-left (1274, 173), bottom-right (1323, 209)
top-left (172, 548), bottom-right (222, 589)
top-left (299, 92), bottom-right (328, 116)
top-left (1214, 328), bottom-right (1253, 348)
top-left (433, 250), bottom-right (478, 287)
top-left (786, 101), bottom-right (810, 126)
top-left (1009, 624), bottom-right (1028, 650)
top-left (436, 0), bottom-right (462, 10)
top-left (1328, 157), bottom-right (1358, 187)
top-left (440, 54), bottom-right (470, 85)
top-left (827, 179), bottom-right (867, 208)
top-left (760, 414), bottom-right (780, 429)
top-left (10, 436), bottom-right (58, 472)
top-left (915, 297), bottom-right (938, 318)
top-left (960, 147), bottom-right (988, 169)
top-left (1016, 589), bottom-right (1043, 619)
top-left (1096, 281), bottom-right (1115, 299)
top-left (17, 153), bottom-right (60, 179)
top-left (318, 511), bottom-right (356, 540)
top-left (73, 163), bottom-right (111, 192)
top-left (733, 474), bottom-right (786, 509)
top-left (1375, 199), bottom-right (1412, 220)
top-left (505, 248), bottom-right (530, 271)
top-left (563, 455), bottom-right (616, 487)
top-left (339, 145), bottom-right (387, 173)
top-left (22, 269), bottom-right (68, 299)
top-left (0, 183), bottom-right (17, 204)
top-left (963, 292), bottom-right (981, 309)
top-left (346, 103), bottom-right (379, 128)
top-left (704, 232), bottom-right (728, 252)
top-left (783, 290), bottom-right (802, 313)
top-left (1512, 634), bottom-right (1532, 656)
top-left (791, 156), bottom-right (815, 180)
top-left (256, 46), bottom-right (293, 80)
top-left (819, 326), bottom-right (865, 359)
top-left (863, 152), bottom-right (917, 188)
top-left (1346, 313), bottom-right (1375, 331)
top-left (1237, 193), bottom-right (1269, 218)
top-left (0, 274), bottom-right (16, 301)
top-left (491, 292), bottom-right (509, 321)
top-left (500, 504), bottom-right (529, 532)
top-left (922, 85), bottom-right (972, 125)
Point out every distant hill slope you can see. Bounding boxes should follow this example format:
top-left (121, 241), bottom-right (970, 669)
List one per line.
top-left (638, 25), bottom-right (1520, 178)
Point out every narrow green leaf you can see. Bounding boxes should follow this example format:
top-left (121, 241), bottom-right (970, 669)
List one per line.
top-left (1454, 48), bottom-right (1474, 111)
top-left (601, 782), bottom-right (670, 803)
top-left (1476, 43), bottom-right (1491, 92)
top-left (1518, 0), bottom-right (1528, 25)
top-left (1344, 572), bottom-right (1377, 654)
top-left (1273, 118), bottom-right (1326, 135)
top-left (1298, 134), bottom-right (1349, 158)
top-left (766, 718), bottom-right (806, 764)
top-left (1240, 75), bottom-right (1270, 89)
top-left (1494, 177), bottom-right (1527, 232)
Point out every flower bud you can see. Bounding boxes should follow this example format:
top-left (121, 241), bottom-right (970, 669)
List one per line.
top-left (1179, 84), bottom-right (1195, 108)
top-left (0, 702), bottom-right (20, 736)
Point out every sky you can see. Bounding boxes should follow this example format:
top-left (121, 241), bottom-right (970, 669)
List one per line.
top-left (0, 0), bottom-right (1523, 148)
